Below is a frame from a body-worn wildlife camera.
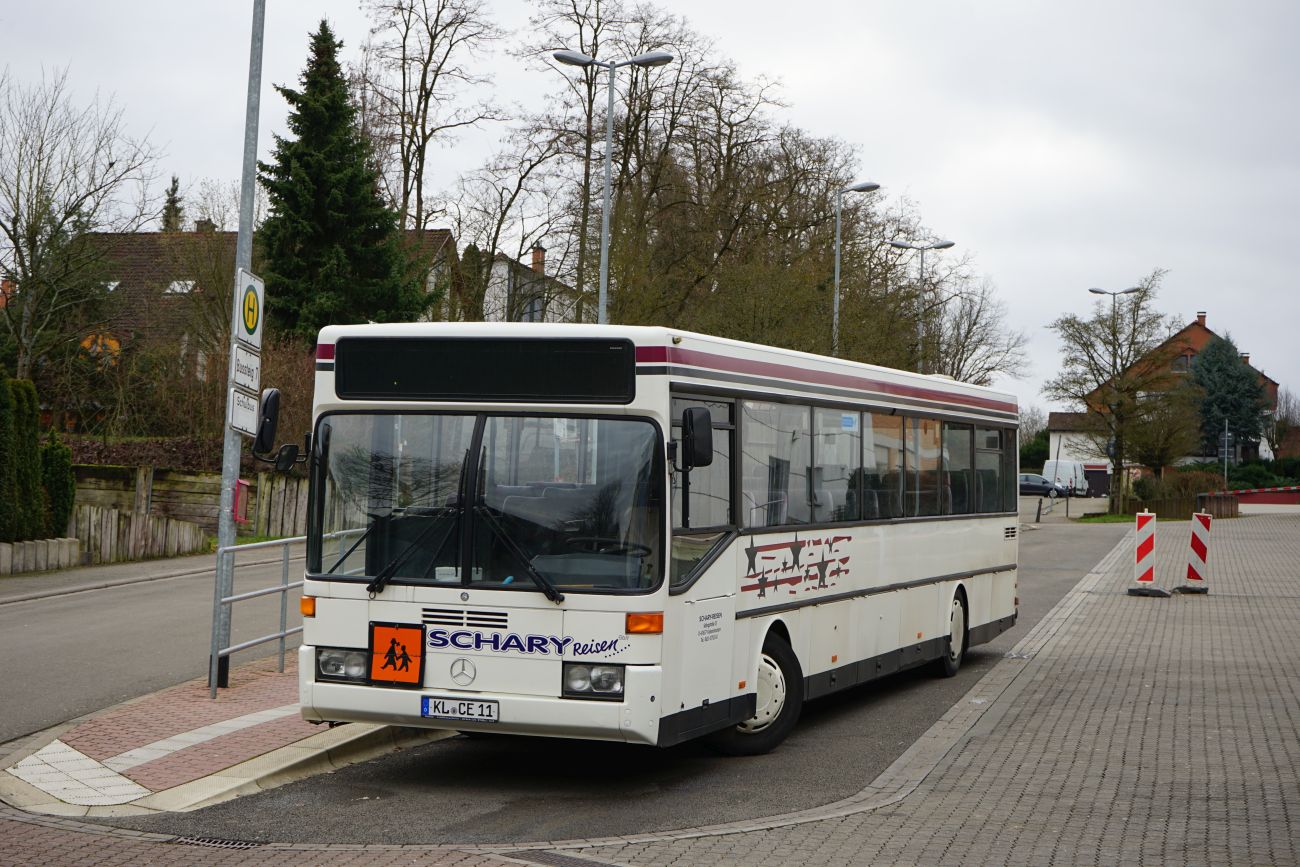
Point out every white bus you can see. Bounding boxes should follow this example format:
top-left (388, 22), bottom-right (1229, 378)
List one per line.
top-left (283, 323), bottom-right (1019, 755)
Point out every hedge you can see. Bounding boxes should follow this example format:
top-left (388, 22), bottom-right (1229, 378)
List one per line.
top-left (0, 372), bottom-right (15, 542)
top-left (42, 431), bottom-right (76, 538)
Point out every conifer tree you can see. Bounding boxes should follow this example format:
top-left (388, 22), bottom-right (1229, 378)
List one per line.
top-left (1192, 335), bottom-right (1268, 453)
top-left (259, 20), bottom-right (428, 344)
top-left (161, 175), bottom-right (184, 231)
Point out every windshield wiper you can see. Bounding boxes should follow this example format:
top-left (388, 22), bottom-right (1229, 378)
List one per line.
top-left (366, 505), bottom-right (459, 595)
top-left (367, 448), bottom-right (472, 595)
top-left (474, 505), bottom-right (565, 604)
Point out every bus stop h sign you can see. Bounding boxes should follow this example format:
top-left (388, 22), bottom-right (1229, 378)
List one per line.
top-left (237, 269), bottom-right (264, 351)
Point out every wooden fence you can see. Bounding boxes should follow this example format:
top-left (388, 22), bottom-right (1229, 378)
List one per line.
top-left (1123, 494), bottom-right (1239, 521)
top-left (74, 466), bottom-right (309, 538)
top-left (69, 504), bottom-right (209, 564)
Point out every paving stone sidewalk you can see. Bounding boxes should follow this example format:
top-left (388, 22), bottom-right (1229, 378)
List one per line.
top-left (1, 657), bottom-right (322, 814)
top-left (563, 513), bottom-right (1300, 866)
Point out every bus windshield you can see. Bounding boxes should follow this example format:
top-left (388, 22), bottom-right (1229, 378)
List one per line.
top-left (310, 413), bottom-right (663, 593)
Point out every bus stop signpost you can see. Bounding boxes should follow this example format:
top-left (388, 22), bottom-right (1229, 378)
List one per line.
top-left (212, 0), bottom-right (267, 690)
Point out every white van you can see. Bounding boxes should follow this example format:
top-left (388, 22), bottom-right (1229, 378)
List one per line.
top-left (1042, 460), bottom-right (1088, 497)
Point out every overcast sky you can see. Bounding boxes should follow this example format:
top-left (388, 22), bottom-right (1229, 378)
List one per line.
top-left (4, 0), bottom-right (1297, 413)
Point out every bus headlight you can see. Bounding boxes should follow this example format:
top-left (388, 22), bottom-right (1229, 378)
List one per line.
top-left (317, 648), bottom-right (369, 683)
top-left (562, 663), bottom-right (624, 699)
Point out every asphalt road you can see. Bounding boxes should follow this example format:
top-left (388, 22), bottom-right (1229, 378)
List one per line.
top-left (102, 519), bottom-right (1130, 846)
top-left (0, 553), bottom-right (304, 743)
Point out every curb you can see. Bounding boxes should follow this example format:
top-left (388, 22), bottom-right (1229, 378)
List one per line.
top-left (1, 722), bottom-right (452, 817)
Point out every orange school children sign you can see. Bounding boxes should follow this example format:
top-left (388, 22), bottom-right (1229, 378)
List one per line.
top-left (369, 623), bottom-right (424, 687)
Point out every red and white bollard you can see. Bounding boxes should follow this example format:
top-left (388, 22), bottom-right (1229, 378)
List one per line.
top-left (1128, 510), bottom-right (1170, 597)
top-left (1174, 511), bottom-right (1211, 595)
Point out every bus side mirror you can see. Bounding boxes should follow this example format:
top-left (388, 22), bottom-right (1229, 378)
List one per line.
top-left (253, 388), bottom-right (281, 456)
top-left (681, 406), bottom-right (713, 470)
top-left (274, 443), bottom-right (299, 473)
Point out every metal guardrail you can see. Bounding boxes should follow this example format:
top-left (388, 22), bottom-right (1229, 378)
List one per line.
top-left (209, 536), bottom-right (305, 699)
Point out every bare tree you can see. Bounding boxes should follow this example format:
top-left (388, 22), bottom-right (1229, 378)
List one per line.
top-left (190, 177), bottom-right (266, 231)
top-left (1266, 386), bottom-right (1298, 456)
top-left (356, 0), bottom-right (502, 230)
top-left (518, 0), bottom-right (627, 320)
top-left (0, 68), bottom-right (159, 378)
top-left (933, 278), bottom-right (1029, 385)
top-left (1043, 269), bottom-right (1176, 512)
top-left (443, 121), bottom-right (568, 319)
top-left (1128, 381), bottom-right (1204, 477)
top-left (1018, 405), bottom-right (1047, 448)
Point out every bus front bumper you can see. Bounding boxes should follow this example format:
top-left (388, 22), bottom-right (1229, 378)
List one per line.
top-left (300, 647), bottom-right (664, 745)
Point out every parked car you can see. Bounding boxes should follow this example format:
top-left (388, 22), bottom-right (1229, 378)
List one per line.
top-left (1042, 459), bottom-right (1088, 497)
top-left (1019, 473), bottom-right (1068, 498)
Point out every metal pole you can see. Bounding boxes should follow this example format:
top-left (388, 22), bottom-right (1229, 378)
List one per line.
top-left (917, 250), bottom-right (927, 374)
top-left (1223, 417), bottom-right (1229, 490)
top-left (209, 546), bottom-right (225, 698)
top-left (832, 190), bottom-right (842, 356)
top-left (212, 0), bottom-right (266, 690)
top-left (596, 62), bottom-right (616, 325)
top-left (278, 542), bottom-right (289, 672)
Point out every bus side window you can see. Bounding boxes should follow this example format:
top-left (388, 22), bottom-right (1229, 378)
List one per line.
top-left (975, 427), bottom-right (1004, 513)
top-left (813, 408), bottom-right (861, 522)
top-left (943, 423), bottom-right (974, 515)
top-left (741, 401), bottom-right (811, 527)
top-left (670, 397), bottom-right (734, 587)
top-left (670, 397), bottom-right (733, 530)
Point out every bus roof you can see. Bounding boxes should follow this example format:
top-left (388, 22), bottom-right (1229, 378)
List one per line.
top-left (315, 322), bottom-right (1018, 423)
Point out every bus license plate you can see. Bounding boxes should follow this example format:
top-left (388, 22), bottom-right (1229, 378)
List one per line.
top-left (422, 696), bottom-right (499, 723)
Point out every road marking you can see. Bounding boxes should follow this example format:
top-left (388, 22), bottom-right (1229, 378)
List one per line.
top-left (5, 704), bottom-right (299, 805)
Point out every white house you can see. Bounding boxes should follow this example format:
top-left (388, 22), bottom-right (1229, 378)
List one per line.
top-left (480, 243), bottom-right (579, 323)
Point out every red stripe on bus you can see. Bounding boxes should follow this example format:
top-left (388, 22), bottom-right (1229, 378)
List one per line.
top-left (635, 345), bottom-right (1016, 413)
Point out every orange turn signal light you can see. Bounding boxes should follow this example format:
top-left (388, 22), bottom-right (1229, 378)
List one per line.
top-left (625, 612), bottom-right (663, 634)
top-left (300, 596), bottom-right (316, 617)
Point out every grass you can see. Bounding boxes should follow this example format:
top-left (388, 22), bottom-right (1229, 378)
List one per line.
top-left (234, 534), bottom-right (291, 546)
top-left (1076, 513), bottom-right (1139, 524)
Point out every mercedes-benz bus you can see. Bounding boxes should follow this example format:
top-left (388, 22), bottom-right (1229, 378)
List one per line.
top-left (287, 323), bottom-right (1018, 754)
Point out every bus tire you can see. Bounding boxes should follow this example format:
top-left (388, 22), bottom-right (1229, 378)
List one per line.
top-left (936, 592), bottom-right (967, 678)
top-left (706, 633), bottom-right (803, 756)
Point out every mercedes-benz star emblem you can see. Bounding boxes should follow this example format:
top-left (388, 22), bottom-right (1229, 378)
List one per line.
top-left (450, 657), bottom-right (476, 686)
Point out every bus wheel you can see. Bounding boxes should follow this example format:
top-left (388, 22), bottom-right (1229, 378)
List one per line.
top-left (936, 593), bottom-right (967, 678)
top-left (706, 634), bottom-right (803, 756)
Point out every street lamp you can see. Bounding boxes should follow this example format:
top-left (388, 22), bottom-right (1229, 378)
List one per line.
top-left (887, 238), bottom-right (956, 373)
top-left (832, 180), bottom-right (881, 356)
top-left (554, 48), bottom-right (675, 325)
top-left (1088, 287), bottom-right (1141, 514)
top-left (1088, 286), bottom-right (1141, 300)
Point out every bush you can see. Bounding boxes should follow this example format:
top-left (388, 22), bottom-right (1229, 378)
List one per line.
top-left (41, 431), bottom-right (76, 538)
top-left (1229, 463), bottom-right (1280, 490)
top-left (1133, 475), bottom-right (1159, 501)
top-left (0, 372), bottom-right (15, 542)
top-left (1272, 457), bottom-right (1300, 481)
top-left (1163, 470), bottom-right (1225, 497)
